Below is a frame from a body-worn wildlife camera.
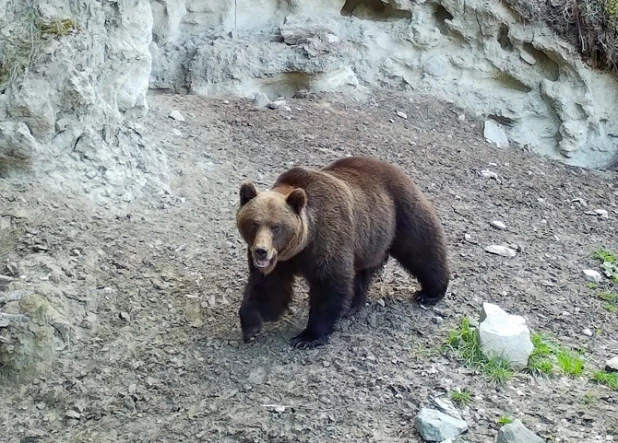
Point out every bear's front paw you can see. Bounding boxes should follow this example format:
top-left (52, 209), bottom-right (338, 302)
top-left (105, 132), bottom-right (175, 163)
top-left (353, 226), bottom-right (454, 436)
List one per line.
top-left (413, 290), bottom-right (444, 306)
top-left (290, 329), bottom-right (329, 350)
top-left (239, 305), bottom-right (263, 343)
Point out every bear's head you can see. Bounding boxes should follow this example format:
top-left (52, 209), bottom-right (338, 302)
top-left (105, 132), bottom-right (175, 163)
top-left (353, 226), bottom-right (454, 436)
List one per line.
top-left (235, 180), bottom-right (308, 274)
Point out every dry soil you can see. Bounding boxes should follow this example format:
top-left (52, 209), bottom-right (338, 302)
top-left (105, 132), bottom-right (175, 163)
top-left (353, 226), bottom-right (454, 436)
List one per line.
top-left (1, 88), bottom-right (617, 442)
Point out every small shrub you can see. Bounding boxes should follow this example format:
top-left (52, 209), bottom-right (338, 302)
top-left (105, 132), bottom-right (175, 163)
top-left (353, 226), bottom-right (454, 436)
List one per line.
top-left (450, 389), bottom-right (473, 407)
top-left (598, 291), bottom-right (618, 312)
top-left (556, 349), bottom-right (585, 376)
top-left (592, 371), bottom-right (618, 391)
top-left (505, 0), bottom-right (618, 74)
top-left (496, 415), bottom-right (514, 425)
top-left (38, 18), bottom-right (77, 37)
top-left (582, 392), bottom-right (598, 405)
top-left (593, 248), bottom-right (618, 282)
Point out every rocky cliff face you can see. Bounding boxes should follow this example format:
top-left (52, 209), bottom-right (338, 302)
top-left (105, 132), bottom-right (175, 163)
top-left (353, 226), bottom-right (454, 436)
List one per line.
top-left (149, 0), bottom-right (618, 169)
top-left (0, 0), bottom-right (168, 205)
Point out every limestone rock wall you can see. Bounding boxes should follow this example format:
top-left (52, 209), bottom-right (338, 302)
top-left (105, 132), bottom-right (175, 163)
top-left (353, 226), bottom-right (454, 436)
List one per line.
top-left (149, 0), bottom-right (618, 169)
top-left (0, 0), bottom-right (169, 203)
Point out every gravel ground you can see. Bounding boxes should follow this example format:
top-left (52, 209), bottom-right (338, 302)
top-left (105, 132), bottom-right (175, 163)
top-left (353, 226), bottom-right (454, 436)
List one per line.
top-left (0, 88), bottom-right (617, 442)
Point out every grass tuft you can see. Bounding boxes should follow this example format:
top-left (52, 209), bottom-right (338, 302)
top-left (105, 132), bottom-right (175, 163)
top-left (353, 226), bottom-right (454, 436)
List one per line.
top-left (450, 389), bottom-right (473, 407)
top-left (592, 371), bottom-right (618, 391)
top-left (496, 415), bottom-right (514, 425)
top-left (556, 349), bottom-right (585, 376)
top-left (593, 247), bottom-right (618, 282)
top-left (444, 317), bottom-right (514, 384)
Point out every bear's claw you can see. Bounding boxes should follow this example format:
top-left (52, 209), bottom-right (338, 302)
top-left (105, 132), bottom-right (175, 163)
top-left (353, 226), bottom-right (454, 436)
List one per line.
top-left (413, 290), bottom-right (444, 306)
top-left (290, 329), bottom-right (329, 349)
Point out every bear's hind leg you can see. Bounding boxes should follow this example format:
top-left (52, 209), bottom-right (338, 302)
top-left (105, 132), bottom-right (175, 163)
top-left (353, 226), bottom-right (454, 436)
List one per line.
top-left (344, 259), bottom-right (387, 318)
top-left (291, 261), bottom-right (354, 349)
top-left (390, 242), bottom-right (449, 306)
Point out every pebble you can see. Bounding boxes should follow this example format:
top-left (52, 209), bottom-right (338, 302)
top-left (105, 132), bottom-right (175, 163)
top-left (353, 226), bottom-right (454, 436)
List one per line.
top-left (585, 209), bottom-right (609, 219)
top-left (582, 328), bottom-right (593, 337)
top-left (65, 410), bottom-right (81, 420)
top-left (119, 311), bottom-right (130, 322)
top-left (485, 245), bottom-right (517, 257)
top-left (253, 92), bottom-right (270, 107)
top-left (497, 419), bottom-right (544, 443)
top-left (415, 408), bottom-right (468, 441)
top-left (267, 100), bottom-right (287, 110)
top-left (480, 169), bottom-right (499, 180)
top-left (396, 110), bottom-right (408, 119)
top-left (432, 316), bottom-right (443, 325)
top-left (431, 397), bottom-right (463, 420)
top-left (490, 220), bottom-right (507, 230)
top-left (172, 128), bottom-right (182, 137)
top-left (168, 110), bottom-right (185, 121)
top-left (484, 119), bottom-right (510, 148)
top-left (582, 269), bottom-right (602, 283)
top-left (605, 356), bottom-right (618, 372)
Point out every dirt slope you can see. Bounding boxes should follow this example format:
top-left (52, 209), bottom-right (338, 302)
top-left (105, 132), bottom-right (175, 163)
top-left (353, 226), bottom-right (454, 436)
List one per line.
top-left (1, 88), bottom-right (617, 442)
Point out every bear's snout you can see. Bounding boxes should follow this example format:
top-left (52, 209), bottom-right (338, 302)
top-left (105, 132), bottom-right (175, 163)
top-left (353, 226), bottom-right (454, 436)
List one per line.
top-left (254, 247), bottom-right (268, 260)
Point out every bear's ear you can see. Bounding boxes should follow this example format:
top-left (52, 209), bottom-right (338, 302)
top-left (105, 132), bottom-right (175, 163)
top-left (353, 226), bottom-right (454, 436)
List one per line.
top-left (239, 180), bottom-right (258, 206)
top-left (286, 188), bottom-right (307, 214)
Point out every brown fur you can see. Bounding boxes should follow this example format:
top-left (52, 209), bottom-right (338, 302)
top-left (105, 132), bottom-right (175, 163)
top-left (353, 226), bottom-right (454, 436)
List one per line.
top-left (236, 156), bottom-right (450, 349)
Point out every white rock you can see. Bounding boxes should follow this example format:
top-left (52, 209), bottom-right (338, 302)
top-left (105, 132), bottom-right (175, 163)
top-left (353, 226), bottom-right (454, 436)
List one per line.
top-left (168, 110), bottom-right (185, 121)
top-left (585, 209), bottom-right (609, 219)
top-left (431, 397), bottom-right (463, 421)
top-left (268, 100), bottom-right (287, 110)
top-left (415, 408), bottom-right (468, 441)
top-left (254, 92), bottom-right (270, 108)
top-left (582, 328), bottom-right (593, 337)
top-left (484, 120), bottom-right (510, 148)
top-left (497, 419), bottom-right (544, 443)
top-left (605, 356), bottom-right (618, 372)
top-left (478, 303), bottom-right (534, 370)
top-left (172, 128), bottom-right (182, 137)
top-left (65, 410), bottom-right (81, 420)
top-left (490, 220), bottom-right (507, 230)
top-left (582, 269), bottom-right (602, 283)
top-left (396, 110), bottom-right (408, 119)
top-left (479, 169), bottom-right (499, 180)
top-left (485, 245), bottom-right (517, 257)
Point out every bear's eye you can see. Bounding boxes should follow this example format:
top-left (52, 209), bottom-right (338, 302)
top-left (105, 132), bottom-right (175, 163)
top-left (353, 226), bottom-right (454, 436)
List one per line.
top-left (251, 221), bottom-right (259, 230)
top-left (271, 224), bottom-right (280, 234)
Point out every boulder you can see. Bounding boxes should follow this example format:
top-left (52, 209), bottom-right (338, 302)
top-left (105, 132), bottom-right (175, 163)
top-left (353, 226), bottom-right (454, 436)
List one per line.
top-left (478, 303), bottom-right (534, 370)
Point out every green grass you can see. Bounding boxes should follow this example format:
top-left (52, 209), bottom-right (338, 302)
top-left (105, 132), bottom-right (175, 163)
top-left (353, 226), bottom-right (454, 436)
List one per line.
top-left (444, 317), bottom-right (514, 384)
top-left (592, 371), bottom-right (618, 391)
top-left (593, 247), bottom-right (618, 282)
top-left (582, 392), bottom-right (598, 405)
top-left (450, 389), bottom-right (473, 407)
top-left (445, 315), bottom-right (618, 396)
top-left (525, 333), bottom-right (587, 377)
top-left (496, 415), bottom-right (514, 425)
top-left (527, 333), bottom-right (555, 376)
top-left (599, 291), bottom-right (618, 312)
top-left (556, 349), bottom-right (585, 376)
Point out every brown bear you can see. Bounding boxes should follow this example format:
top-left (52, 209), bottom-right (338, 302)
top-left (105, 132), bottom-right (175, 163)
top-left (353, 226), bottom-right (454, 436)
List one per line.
top-left (235, 156), bottom-right (449, 349)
